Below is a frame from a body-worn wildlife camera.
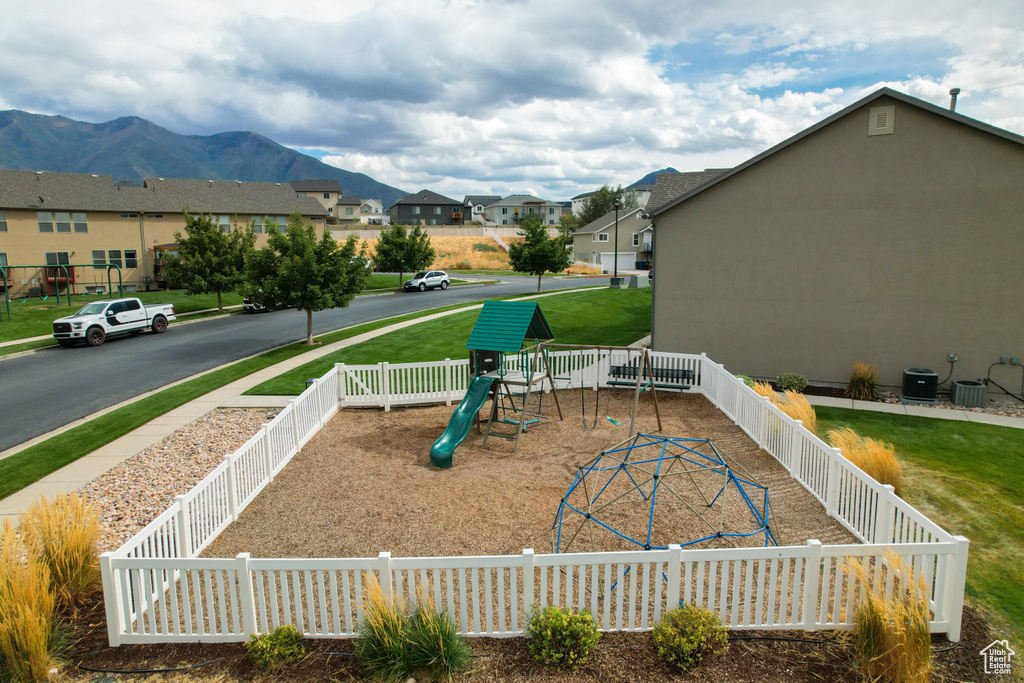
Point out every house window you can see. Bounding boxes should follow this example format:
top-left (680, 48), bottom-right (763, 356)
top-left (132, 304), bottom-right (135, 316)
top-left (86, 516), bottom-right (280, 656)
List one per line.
top-left (346, 207), bottom-right (354, 215)
top-left (528, 207), bottom-right (535, 214)
top-left (250, 216), bottom-right (263, 233)
top-left (323, 192), bottom-right (330, 199)
top-left (267, 216), bottom-right (288, 230)
top-left (38, 212), bottom-right (53, 232)
top-left (125, 250), bottom-right (138, 268)
top-left (54, 212), bottom-right (72, 233)
top-left (0, 253), bottom-right (7, 267)
top-left (0, 210), bottom-right (6, 232)
top-left (92, 250), bottom-right (106, 269)
top-left (214, 215), bottom-right (231, 232)
top-left (549, 208), bottom-right (555, 214)
top-left (108, 250), bottom-right (123, 269)
top-left (549, 220), bottom-right (555, 225)
top-left (502, 208), bottom-right (508, 215)
top-left (120, 213), bottom-right (138, 218)
top-left (598, 233), bottom-right (609, 242)
top-left (45, 252), bottom-right (69, 266)
top-left (632, 233), bottom-right (639, 247)
top-left (433, 207), bottom-right (441, 215)
top-left (297, 192), bottom-right (306, 197)
top-left (476, 205), bottom-right (483, 211)
top-left (146, 213), bottom-right (163, 218)
top-left (502, 220), bottom-right (508, 225)
top-left (413, 207), bottom-right (421, 215)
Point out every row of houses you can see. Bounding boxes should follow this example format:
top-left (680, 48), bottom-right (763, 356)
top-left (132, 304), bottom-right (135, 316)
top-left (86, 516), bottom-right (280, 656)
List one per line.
top-left (387, 191), bottom-right (568, 227)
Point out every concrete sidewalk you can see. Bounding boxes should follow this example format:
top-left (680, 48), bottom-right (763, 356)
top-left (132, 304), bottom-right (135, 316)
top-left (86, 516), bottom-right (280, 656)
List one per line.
top-left (804, 394), bottom-right (1024, 429)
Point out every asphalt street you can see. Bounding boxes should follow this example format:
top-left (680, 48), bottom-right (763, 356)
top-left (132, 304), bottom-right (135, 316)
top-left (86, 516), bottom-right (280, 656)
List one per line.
top-left (0, 276), bottom-right (607, 452)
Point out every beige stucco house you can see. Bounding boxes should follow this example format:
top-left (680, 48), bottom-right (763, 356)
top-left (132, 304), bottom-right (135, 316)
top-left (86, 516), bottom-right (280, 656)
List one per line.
top-left (572, 207), bottom-right (652, 272)
top-left (648, 87), bottom-right (1024, 396)
top-left (0, 171), bottom-right (326, 295)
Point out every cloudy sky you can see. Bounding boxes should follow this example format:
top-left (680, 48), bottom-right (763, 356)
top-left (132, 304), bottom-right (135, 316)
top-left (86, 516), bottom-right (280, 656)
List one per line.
top-left (1, 1), bottom-right (1021, 199)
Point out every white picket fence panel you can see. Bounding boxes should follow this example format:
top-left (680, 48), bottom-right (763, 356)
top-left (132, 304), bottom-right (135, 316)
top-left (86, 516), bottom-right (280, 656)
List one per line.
top-left (101, 351), bottom-right (969, 647)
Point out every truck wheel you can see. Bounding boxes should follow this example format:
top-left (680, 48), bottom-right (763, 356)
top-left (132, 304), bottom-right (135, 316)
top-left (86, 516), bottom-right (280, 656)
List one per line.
top-left (152, 315), bottom-right (168, 333)
top-left (86, 327), bottom-right (105, 347)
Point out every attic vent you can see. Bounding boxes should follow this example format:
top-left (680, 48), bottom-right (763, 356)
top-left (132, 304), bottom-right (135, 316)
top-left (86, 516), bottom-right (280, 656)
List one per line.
top-left (868, 105), bottom-right (895, 136)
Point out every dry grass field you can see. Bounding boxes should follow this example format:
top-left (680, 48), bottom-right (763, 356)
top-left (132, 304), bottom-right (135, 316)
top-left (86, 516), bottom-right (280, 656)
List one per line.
top-left (356, 235), bottom-right (601, 273)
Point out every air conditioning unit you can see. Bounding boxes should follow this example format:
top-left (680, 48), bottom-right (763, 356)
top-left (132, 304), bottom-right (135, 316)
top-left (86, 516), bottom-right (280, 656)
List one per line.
top-left (950, 380), bottom-right (986, 408)
top-left (900, 368), bottom-right (938, 403)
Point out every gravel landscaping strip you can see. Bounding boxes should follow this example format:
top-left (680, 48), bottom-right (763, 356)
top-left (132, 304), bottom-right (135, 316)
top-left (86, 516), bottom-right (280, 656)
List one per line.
top-left (83, 408), bottom-right (278, 552)
top-left (879, 391), bottom-right (1024, 418)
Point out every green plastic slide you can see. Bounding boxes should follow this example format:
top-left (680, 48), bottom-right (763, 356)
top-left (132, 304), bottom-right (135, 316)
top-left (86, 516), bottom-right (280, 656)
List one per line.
top-left (429, 375), bottom-right (496, 468)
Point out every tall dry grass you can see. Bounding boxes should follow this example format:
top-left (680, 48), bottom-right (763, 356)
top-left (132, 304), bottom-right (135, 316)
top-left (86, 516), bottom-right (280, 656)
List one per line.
top-left (19, 494), bottom-right (100, 612)
top-left (844, 550), bottom-right (932, 683)
top-left (359, 235), bottom-right (600, 273)
top-left (827, 427), bottom-right (903, 496)
top-left (847, 362), bottom-right (879, 400)
top-left (0, 521), bottom-right (55, 683)
top-left (752, 381), bottom-right (778, 401)
top-left (752, 383), bottom-right (817, 433)
top-left (355, 573), bottom-right (409, 682)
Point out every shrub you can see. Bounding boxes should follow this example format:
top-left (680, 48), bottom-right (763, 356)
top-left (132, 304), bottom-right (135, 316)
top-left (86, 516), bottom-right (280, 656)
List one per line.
top-left (244, 624), bottom-right (304, 670)
top-left (845, 551), bottom-right (931, 683)
top-left (652, 604), bottom-right (728, 671)
top-left (524, 606), bottom-right (600, 671)
top-left (406, 589), bottom-right (471, 682)
top-left (776, 372), bottom-right (808, 393)
top-left (846, 362), bottom-right (879, 401)
top-left (19, 494), bottom-right (99, 612)
top-left (355, 574), bottom-right (409, 682)
top-left (735, 374), bottom-right (755, 388)
top-left (473, 242), bottom-right (498, 252)
top-left (827, 427), bottom-right (903, 496)
top-left (0, 521), bottom-right (55, 683)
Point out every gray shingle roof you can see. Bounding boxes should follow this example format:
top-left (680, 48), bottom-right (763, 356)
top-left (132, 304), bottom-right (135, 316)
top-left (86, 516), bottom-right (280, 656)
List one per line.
top-left (0, 170), bottom-right (327, 216)
top-left (487, 194), bottom-right (559, 207)
top-left (392, 189), bottom-right (462, 207)
top-left (289, 180), bottom-right (343, 193)
top-left (627, 182), bottom-right (656, 192)
top-left (574, 207), bottom-right (648, 235)
top-left (464, 195), bottom-right (501, 206)
top-left (645, 170), bottom-right (730, 214)
top-left (337, 195), bottom-right (362, 205)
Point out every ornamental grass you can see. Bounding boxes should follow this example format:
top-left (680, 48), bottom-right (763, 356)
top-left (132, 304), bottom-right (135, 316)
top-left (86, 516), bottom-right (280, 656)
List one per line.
top-left (19, 494), bottom-right (100, 612)
top-left (0, 521), bottom-right (55, 683)
top-left (827, 427), bottom-right (903, 496)
top-left (844, 550), bottom-right (931, 683)
top-left (355, 573), bottom-right (409, 682)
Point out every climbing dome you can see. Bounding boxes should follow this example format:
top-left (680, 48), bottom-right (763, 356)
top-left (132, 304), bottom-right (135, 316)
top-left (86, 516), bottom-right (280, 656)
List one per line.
top-left (551, 434), bottom-right (780, 553)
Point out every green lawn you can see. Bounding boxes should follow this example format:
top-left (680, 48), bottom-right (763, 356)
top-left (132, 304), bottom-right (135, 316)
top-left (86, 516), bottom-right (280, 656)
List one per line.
top-left (0, 290), bottom-right (243, 342)
top-left (247, 287), bottom-right (651, 395)
top-left (816, 407), bottom-right (1024, 644)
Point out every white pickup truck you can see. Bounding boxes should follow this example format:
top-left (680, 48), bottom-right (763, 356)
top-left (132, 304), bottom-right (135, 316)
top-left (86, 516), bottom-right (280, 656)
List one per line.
top-left (52, 297), bottom-right (176, 347)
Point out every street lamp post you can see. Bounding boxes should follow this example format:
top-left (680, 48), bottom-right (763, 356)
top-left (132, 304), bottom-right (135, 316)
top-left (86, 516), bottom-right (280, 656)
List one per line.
top-left (613, 197), bottom-right (621, 278)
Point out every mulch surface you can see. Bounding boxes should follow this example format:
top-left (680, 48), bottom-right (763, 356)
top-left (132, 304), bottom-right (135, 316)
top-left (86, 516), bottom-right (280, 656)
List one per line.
top-left (63, 591), bottom-right (993, 682)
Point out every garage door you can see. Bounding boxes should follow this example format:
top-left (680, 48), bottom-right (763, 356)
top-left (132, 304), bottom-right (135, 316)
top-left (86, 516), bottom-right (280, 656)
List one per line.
top-left (600, 252), bottom-right (637, 273)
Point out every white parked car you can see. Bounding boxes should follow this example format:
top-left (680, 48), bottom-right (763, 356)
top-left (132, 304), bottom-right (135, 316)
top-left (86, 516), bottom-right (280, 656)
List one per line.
top-left (52, 297), bottom-right (176, 347)
top-left (403, 270), bottom-right (450, 292)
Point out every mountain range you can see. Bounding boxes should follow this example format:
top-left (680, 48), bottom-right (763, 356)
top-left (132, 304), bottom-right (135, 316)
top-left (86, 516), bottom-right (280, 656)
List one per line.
top-left (0, 110), bottom-right (409, 207)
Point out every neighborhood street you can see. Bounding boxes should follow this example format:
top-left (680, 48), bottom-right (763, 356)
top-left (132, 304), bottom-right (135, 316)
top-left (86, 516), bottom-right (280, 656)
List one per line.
top-left (0, 276), bottom-right (608, 453)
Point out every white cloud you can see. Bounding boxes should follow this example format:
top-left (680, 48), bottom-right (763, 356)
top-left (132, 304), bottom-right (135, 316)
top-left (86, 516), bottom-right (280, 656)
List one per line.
top-left (0, 0), bottom-right (1021, 198)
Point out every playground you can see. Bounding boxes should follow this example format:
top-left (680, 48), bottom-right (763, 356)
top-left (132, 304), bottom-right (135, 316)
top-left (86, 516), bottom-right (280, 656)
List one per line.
top-left (203, 388), bottom-right (855, 560)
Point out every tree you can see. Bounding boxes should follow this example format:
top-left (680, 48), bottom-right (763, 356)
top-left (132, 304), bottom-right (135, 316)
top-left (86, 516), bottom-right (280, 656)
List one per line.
top-left (373, 224), bottom-right (435, 286)
top-left (558, 213), bottom-right (584, 247)
top-left (508, 214), bottom-right (573, 292)
top-left (163, 212), bottom-right (255, 313)
top-left (244, 212), bottom-right (368, 344)
top-left (579, 185), bottom-right (641, 226)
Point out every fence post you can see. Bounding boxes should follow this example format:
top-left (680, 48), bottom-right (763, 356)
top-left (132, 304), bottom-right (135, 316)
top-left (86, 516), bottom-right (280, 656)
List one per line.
top-left (788, 420), bottom-right (803, 478)
top-left (224, 454), bottom-right (238, 521)
top-left (315, 378), bottom-right (325, 428)
top-left (801, 540), bottom-right (823, 630)
top-left (237, 553), bottom-right (258, 635)
top-left (523, 549), bottom-right (535, 614)
top-left (289, 399), bottom-right (300, 451)
top-left (99, 552), bottom-right (123, 646)
top-left (943, 536), bottom-right (970, 642)
top-left (758, 396), bottom-right (772, 449)
top-left (381, 362), bottom-right (391, 412)
top-left (667, 544), bottom-right (682, 610)
top-left (175, 494), bottom-right (192, 558)
top-left (336, 363), bottom-right (347, 408)
top-left (873, 484), bottom-right (895, 544)
top-left (445, 358), bottom-right (453, 406)
top-left (378, 551), bottom-right (393, 598)
top-left (262, 424), bottom-right (275, 482)
top-left (591, 350), bottom-right (599, 391)
top-left (826, 448), bottom-right (842, 518)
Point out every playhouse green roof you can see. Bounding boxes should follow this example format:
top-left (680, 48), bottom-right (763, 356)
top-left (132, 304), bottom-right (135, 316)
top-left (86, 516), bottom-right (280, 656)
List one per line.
top-left (465, 301), bottom-right (554, 352)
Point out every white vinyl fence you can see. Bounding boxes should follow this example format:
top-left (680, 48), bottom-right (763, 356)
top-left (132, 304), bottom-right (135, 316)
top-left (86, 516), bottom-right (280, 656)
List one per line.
top-left (101, 351), bottom-right (968, 646)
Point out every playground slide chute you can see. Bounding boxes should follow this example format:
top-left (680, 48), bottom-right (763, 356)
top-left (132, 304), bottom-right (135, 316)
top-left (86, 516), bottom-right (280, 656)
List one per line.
top-left (429, 375), bottom-right (495, 468)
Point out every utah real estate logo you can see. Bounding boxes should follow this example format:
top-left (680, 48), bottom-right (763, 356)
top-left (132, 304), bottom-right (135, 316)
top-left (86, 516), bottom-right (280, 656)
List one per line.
top-left (980, 640), bottom-right (1015, 675)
